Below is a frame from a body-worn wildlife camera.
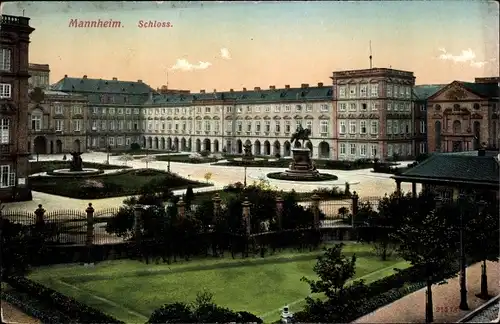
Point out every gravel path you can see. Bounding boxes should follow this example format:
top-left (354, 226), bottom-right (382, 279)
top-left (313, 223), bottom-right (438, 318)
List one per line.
top-left (1, 300), bottom-right (40, 324)
top-left (353, 261), bottom-right (500, 323)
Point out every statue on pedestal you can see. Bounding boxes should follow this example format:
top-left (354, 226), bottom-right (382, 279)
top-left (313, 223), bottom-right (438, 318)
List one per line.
top-left (242, 143), bottom-right (254, 161)
top-left (69, 152), bottom-right (83, 172)
top-left (290, 125), bottom-right (311, 148)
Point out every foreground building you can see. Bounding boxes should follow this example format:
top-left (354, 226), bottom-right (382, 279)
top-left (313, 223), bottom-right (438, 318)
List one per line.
top-left (331, 68), bottom-right (416, 160)
top-left (142, 83), bottom-right (334, 159)
top-left (0, 15), bottom-right (35, 202)
top-left (426, 77), bottom-right (499, 153)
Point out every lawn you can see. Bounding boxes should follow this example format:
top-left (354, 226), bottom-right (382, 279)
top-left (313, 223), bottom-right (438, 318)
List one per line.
top-left (29, 169), bottom-right (211, 199)
top-left (29, 243), bottom-right (409, 323)
top-left (29, 161), bottom-right (130, 175)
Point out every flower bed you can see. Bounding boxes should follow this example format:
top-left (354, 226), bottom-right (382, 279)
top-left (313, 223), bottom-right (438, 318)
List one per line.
top-left (29, 161), bottom-right (130, 175)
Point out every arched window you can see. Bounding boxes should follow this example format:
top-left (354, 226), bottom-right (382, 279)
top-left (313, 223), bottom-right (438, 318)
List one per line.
top-left (453, 120), bottom-right (461, 134)
top-left (435, 121), bottom-right (442, 151)
top-left (473, 121), bottom-right (481, 149)
top-left (473, 103), bottom-right (480, 110)
top-left (435, 104), bottom-right (441, 110)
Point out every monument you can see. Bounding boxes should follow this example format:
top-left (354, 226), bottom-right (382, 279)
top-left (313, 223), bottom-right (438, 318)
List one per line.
top-left (242, 142), bottom-right (255, 162)
top-left (69, 151), bottom-right (83, 172)
top-left (42, 152), bottom-right (103, 177)
top-left (267, 125), bottom-right (337, 181)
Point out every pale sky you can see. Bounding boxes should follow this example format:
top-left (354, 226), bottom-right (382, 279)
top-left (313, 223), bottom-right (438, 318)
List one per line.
top-left (2, 1), bottom-right (499, 91)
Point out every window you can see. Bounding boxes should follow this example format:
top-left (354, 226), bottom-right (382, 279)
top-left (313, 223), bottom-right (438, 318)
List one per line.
top-left (255, 106), bottom-right (261, 113)
top-left (360, 121), bottom-right (367, 134)
top-left (349, 143), bottom-right (356, 155)
top-left (246, 121), bottom-right (252, 132)
top-left (265, 121), bottom-right (271, 132)
top-left (56, 120), bottom-right (64, 131)
top-left (360, 84), bottom-right (368, 97)
top-left (284, 105), bottom-right (291, 112)
top-left (110, 120), bottom-right (116, 130)
top-left (370, 120), bottom-right (378, 134)
top-left (349, 121), bottom-right (356, 134)
top-left (126, 108), bottom-right (131, 114)
top-left (175, 108), bottom-right (180, 114)
top-left (127, 120), bottom-right (132, 130)
top-left (295, 120), bottom-right (302, 130)
top-left (349, 86), bottom-right (357, 98)
top-left (72, 105), bottom-right (82, 115)
top-left (91, 106), bottom-right (99, 114)
top-left (167, 122), bottom-right (172, 131)
top-left (102, 121), bottom-right (107, 130)
top-left (126, 138), bottom-right (131, 146)
top-left (339, 103), bottom-right (347, 111)
top-left (117, 108), bottom-right (123, 114)
top-left (394, 85), bottom-right (399, 97)
top-left (387, 84), bottom-right (392, 97)
top-left (338, 86), bottom-right (347, 98)
top-left (339, 143), bottom-right (346, 154)
top-left (420, 121), bottom-right (426, 134)
top-left (226, 121), bottom-right (232, 132)
top-left (295, 105), bottom-right (302, 113)
top-left (387, 144), bottom-right (393, 156)
top-left (0, 84), bottom-right (11, 98)
top-left (237, 121), bottom-right (242, 132)
top-left (102, 107), bottom-right (107, 115)
top-left (274, 121), bottom-right (279, 132)
top-left (320, 120), bottom-right (329, 134)
top-left (320, 104), bottom-right (328, 112)
top-left (419, 142), bottom-right (426, 154)
top-left (117, 137), bottom-right (123, 146)
top-left (307, 104), bottom-right (314, 112)
top-left (387, 120), bottom-right (393, 135)
top-left (285, 121), bottom-right (291, 133)
top-left (182, 122), bottom-right (186, 131)
top-left (420, 104), bottom-right (426, 111)
top-left (226, 106), bottom-right (232, 113)
top-left (204, 120), bottom-right (211, 131)
top-left (387, 102), bottom-right (393, 111)
top-left (399, 86), bottom-right (404, 97)
top-left (370, 144), bottom-right (377, 157)
top-left (246, 106), bottom-right (252, 113)
top-left (360, 144), bottom-right (367, 156)
top-left (339, 121), bottom-right (346, 134)
top-left (256, 121), bottom-right (261, 132)
top-left (306, 120), bottom-right (312, 132)
top-left (361, 103), bottom-right (367, 111)
top-left (370, 83), bottom-right (379, 97)
top-left (196, 120), bottom-right (202, 131)
top-left (392, 120), bottom-right (399, 134)
top-left (55, 104), bottom-right (64, 115)
top-left (109, 137), bottom-right (115, 146)
top-left (31, 114), bottom-right (42, 131)
top-left (205, 107), bottom-right (211, 113)
top-left (0, 48), bottom-right (12, 71)
top-left (371, 102), bottom-right (379, 111)
top-left (405, 87), bottom-right (411, 98)
top-left (109, 108), bottom-right (115, 115)
top-left (118, 120), bottom-right (124, 130)
top-left (214, 120), bottom-right (220, 131)
top-left (0, 165), bottom-right (15, 188)
top-left (0, 119), bottom-right (10, 144)
top-left (349, 103), bottom-right (357, 111)
top-left (134, 108), bottom-right (139, 114)
top-left (73, 120), bottom-right (82, 132)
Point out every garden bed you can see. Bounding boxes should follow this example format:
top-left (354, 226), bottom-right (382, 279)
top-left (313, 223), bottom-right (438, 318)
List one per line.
top-left (29, 169), bottom-right (211, 199)
top-left (29, 161), bottom-right (129, 175)
top-left (110, 149), bottom-right (168, 156)
top-left (215, 158), bottom-right (378, 170)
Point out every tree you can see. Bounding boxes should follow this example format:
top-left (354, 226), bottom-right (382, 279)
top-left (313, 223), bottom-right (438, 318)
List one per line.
top-left (391, 190), bottom-right (459, 323)
top-left (184, 186), bottom-right (195, 210)
top-left (301, 243), bottom-right (357, 300)
top-left (204, 172), bottom-right (212, 183)
top-left (465, 199), bottom-right (499, 299)
top-left (372, 192), bottom-right (410, 260)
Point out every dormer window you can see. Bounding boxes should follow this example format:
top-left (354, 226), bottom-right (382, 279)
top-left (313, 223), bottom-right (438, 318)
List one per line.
top-left (473, 103), bottom-right (480, 110)
top-left (124, 96), bottom-right (128, 103)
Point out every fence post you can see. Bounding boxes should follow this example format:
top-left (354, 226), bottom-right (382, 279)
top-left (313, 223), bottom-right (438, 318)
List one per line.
top-left (212, 193), bottom-right (221, 224)
top-left (133, 205), bottom-right (143, 243)
top-left (351, 191), bottom-right (359, 226)
top-left (34, 204), bottom-right (45, 227)
top-left (242, 197), bottom-right (251, 235)
top-left (275, 196), bottom-right (283, 230)
top-left (311, 194), bottom-right (321, 229)
top-left (85, 203), bottom-right (95, 265)
top-left (177, 198), bottom-right (186, 218)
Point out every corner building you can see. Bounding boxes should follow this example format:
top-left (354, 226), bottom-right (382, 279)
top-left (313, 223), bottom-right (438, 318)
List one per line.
top-left (0, 15), bottom-right (35, 202)
top-left (332, 68), bottom-right (416, 160)
top-left (142, 83), bottom-right (334, 159)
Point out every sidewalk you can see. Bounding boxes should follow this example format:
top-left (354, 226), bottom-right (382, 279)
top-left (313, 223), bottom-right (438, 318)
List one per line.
top-left (1, 300), bottom-right (40, 324)
top-left (354, 261), bottom-right (500, 323)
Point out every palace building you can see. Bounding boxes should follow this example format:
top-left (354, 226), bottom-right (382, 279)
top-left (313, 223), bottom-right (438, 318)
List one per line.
top-left (0, 15), bottom-right (35, 202)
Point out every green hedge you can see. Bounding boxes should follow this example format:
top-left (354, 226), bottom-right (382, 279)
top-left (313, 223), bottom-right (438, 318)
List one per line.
top-left (216, 158), bottom-right (376, 170)
top-left (5, 276), bottom-right (124, 323)
top-left (29, 161), bottom-right (130, 175)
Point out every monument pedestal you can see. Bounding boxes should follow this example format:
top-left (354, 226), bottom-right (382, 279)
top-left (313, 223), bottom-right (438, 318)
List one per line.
top-left (280, 148), bottom-right (320, 179)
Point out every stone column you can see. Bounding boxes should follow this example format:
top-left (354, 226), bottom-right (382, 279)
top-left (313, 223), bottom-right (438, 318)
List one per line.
top-left (177, 198), bottom-right (186, 218)
top-left (275, 196), bottom-right (283, 230)
top-left (133, 205), bottom-right (143, 242)
top-left (396, 180), bottom-right (402, 195)
top-left (85, 203), bottom-right (95, 265)
top-left (34, 204), bottom-right (45, 227)
top-left (351, 191), bottom-right (359, 226)
top-left (242, 198), bottom-right (251, 235)
top-left (412, 182), bottom-right (417, 198)
top-left (212, 193), bottom-right (222, 224)
top-left (311, 194), bottom-right (321, 229)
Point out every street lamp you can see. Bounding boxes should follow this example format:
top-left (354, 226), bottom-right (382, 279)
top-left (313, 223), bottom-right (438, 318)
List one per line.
top-left (243, 164), bottom-right (247, 187)
top-left (458, 193), bottom-right (468, 310)
top-left (106, 145), bottom-right (110, 165)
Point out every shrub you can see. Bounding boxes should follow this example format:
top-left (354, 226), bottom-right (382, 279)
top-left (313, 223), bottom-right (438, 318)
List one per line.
top-left (7, 276), bottom-right (124, 323)
top-left (130, 142), bottom-right (141, 151)
top-left (200, 150), bottom-right (211, 157)
top-left (311, 186), bottom-right (347, 200)
top-left (275, 153), bottom-right (281, 159)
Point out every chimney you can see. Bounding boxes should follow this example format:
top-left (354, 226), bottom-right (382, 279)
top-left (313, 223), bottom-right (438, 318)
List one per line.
top-left (83, 75), bottom-right (87, 79)
top-left (270, 85), bottom-right (276, 90)
top-left (64, 74), bottom-right (68, 78)
top-left (213, 89), bottom-right (217, 93)
top-left (285, 85), bottom-right (290, 89)
top-left (137, 79), bottom-right (142, 83)
top-left (254, 87), bottom-right (260, 91)
top-left (317, 82), bottom-right (323, 87)
top-left (200, 89), bottom-right (205, 93)
top-left (230, 89), bottom-right (234, 92)
top-left (301, 83), bottom-right (309, 88)
top-left (243, 87), bottom-right (247, 91)
top-left (112, 77), bottom-right (117, 81)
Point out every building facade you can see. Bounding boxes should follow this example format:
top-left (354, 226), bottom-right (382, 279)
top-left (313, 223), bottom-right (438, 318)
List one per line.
top-left (51, 75), bottom-right (154, 151)
top-left (412, 84), bottom-right (446, 155)
top-left (331, 68), bottom-right (416, 160)
top-left (28, 63), bottom-right (50, 90)
top-left (0, 15), bottom-right (35, 202)
top-left (141, 83), bottom-right (334, 159)
top-left (426, 78), bottom-right (499, 153)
